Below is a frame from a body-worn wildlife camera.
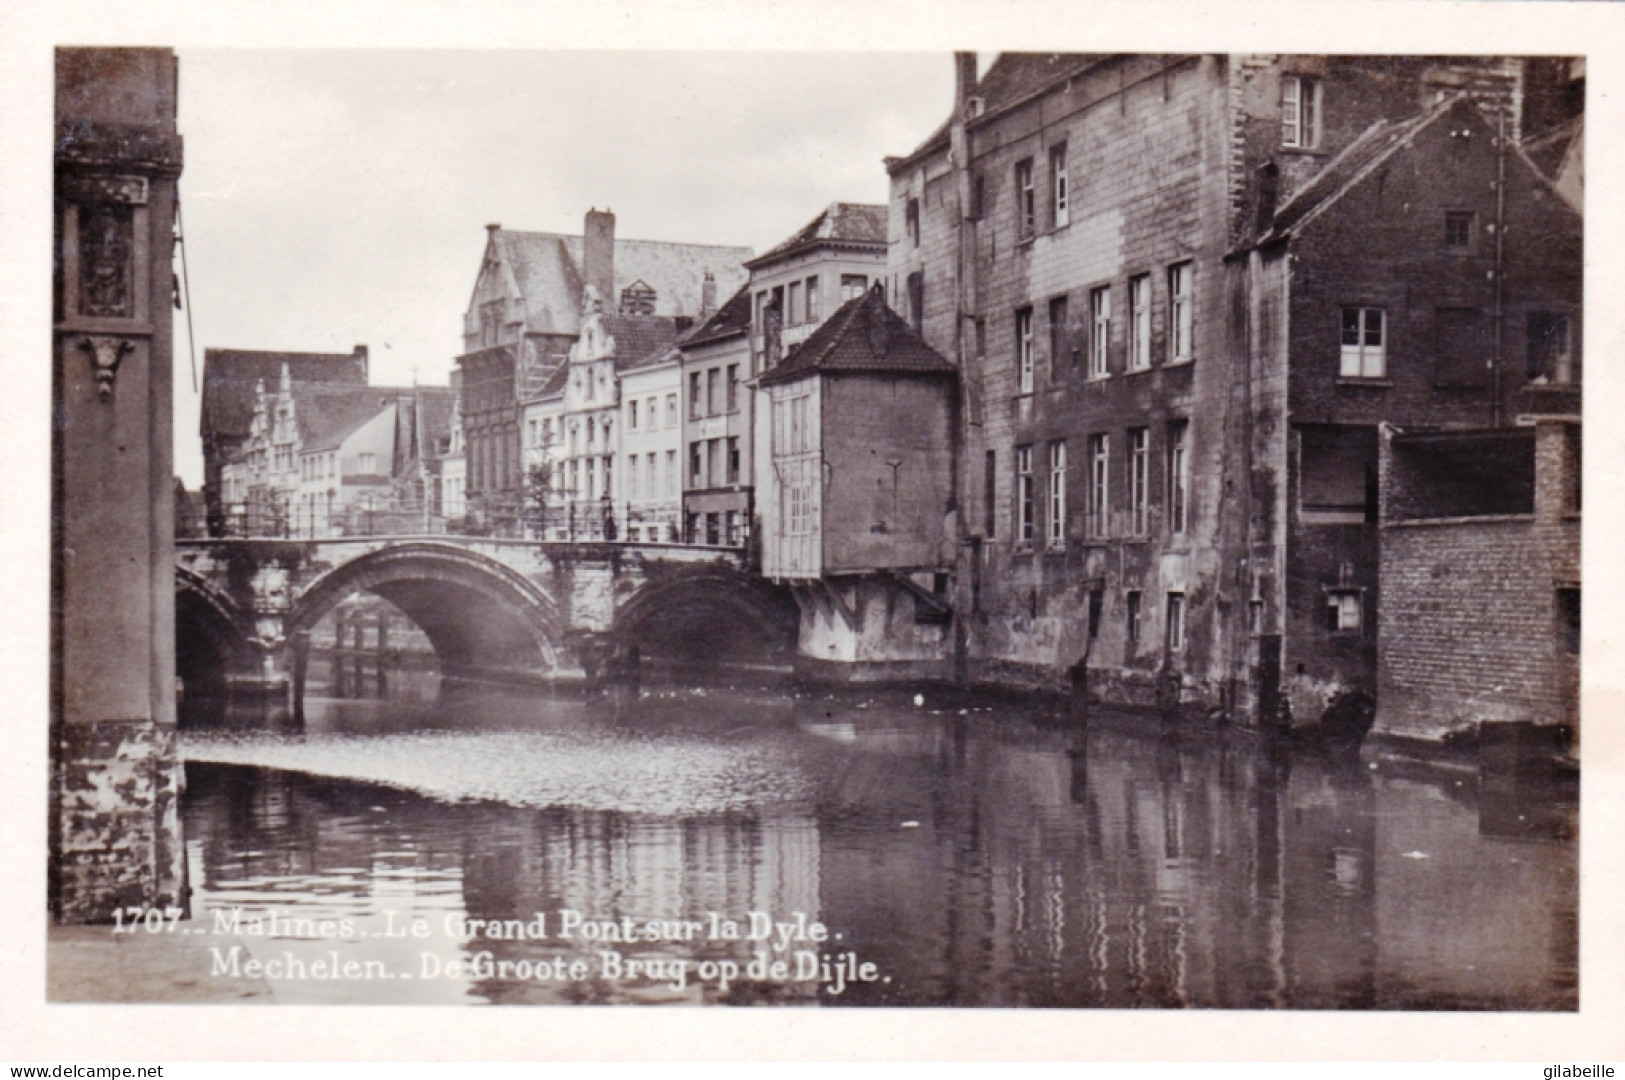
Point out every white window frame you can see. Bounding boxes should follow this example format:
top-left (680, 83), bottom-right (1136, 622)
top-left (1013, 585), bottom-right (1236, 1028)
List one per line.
top-left (1048, 440), bottom-right (1067, 550)
top-left (1128, 274), bottom-right (1151, 371)
top-left (1051, 143), bottom-right (1069, 229)
top-left (1087, 433), bottom-right (1109, 539)
top-left (1129, 427), bottom-right (1150, 535)
top-left (1089, 286), bottom-right (1111, 379)
top-left (1017, 307), bottom-right (1035, 394)
top-left (1016, 158), bottom-right (1035, 240)
top-left (1328, 590), bottom-right (1363, 633)
top-left (1168, 421), bottom-right (1189, 536)
top-left (1016, 445), bottom-right (1034, 548)
top-left (1169, 263), bottom-right (1194, 364)
top-left (1282, 75), bottom-right (1321, 149)
top-left (1167, 592), bottom-right (1186, 652)
top-left (1340, 306), bottom-right (1386, 378)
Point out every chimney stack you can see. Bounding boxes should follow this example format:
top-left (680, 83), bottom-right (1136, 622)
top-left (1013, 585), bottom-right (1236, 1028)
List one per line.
top-left (954, 52), bottom-right (979, 110)
top-left (353, 344), bottom-right (369, 380)
top-left (700, 270), bottom-right (717, 318)
top-left (584, 208), bottom-right (616, 308)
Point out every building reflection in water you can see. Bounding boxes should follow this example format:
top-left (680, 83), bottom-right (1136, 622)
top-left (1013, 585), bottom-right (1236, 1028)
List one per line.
top-left (181, 688), bottom-right (1577, 1008)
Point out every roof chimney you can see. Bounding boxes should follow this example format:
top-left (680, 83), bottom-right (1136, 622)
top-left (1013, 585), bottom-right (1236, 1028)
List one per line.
top-left (584, 208), bottom-right (616, 308)
top-left (954, 52), bottom-right (979, 111)
top-left (353, 344), bottom-right (369, 380)
top-left (700, 270), bottom-right (717, 318)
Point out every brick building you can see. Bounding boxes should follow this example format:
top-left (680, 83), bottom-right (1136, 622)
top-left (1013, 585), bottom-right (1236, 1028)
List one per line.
top-left (1376, 421), bottom-right (1580, 741)
top-left (886, 53), bottom-right (1580, 728)
top-left (456, 210), bottom-right (749, 530)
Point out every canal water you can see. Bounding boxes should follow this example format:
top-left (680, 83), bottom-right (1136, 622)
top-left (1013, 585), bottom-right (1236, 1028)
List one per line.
top-left (179, 663), bottom-right (1578, 1009)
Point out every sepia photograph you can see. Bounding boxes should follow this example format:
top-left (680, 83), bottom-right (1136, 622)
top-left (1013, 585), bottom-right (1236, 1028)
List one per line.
top-left (11, 0), bottom-right (1623, 1063)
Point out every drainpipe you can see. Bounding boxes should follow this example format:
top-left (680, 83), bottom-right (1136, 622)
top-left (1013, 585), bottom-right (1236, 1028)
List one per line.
top-left (1491, 106), bottom-right (1507, 427)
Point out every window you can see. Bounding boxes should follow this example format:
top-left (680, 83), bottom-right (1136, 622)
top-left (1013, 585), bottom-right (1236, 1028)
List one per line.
top-left (689, 372), bottom-right (704, 419)
top-left (727, 364), bottom-right (740, 412)
top-left (1015, 158), bottom-right (1035, 240)
top-left (1126, 591), bottom-right (1142, 649)
top-left (1015, 446), bottom-right (1034, 547)
top-left (1166, 592), bottom-right (1186, 652)
top-left (969, 174), bottom-right (985, 221)
top-left (1340, 306), bottom-right (1386, 378)
top-left (359, 452), bottom-right (376, 475)
top-left (1444, 210), bottom-right (1474, 251)
top-left (1281, 75), bottom-right (1321, 149)
top-left (1051, 143), bottom-right (1069, 229)
top-left (691, 443), bottom-right (705, 487)
top-left (1087, 434), bottom-right (1109, 539)
top-left (666, 393), bottom-right (678, 427)
top-left (1327, 590), bottom-right (1362, 633)
top-left (709, 439), bottom-right (724, 490)
top-left (1528, 313), bottom-right (1574, 384)
top-left (727, 437), bottom-right (740, 484)
top-left (1128, 274), bottom-right (1151, 371)
top-left (805, 277), bottom-right (820, 322)
top-left (726, 511), bottom-right (741, 546)
top-left (1089, 286), bottom-right (1111, 379)
top-left (1168, 263), bottom-right (1193, 363)
top-left (1048, 296), bottom-right (1069, 378)
top-left (1048, 440), bottom-right (1067, 550)
top-left (974, 317), bottom-right (987, 359)
top-left (707, 368), bottom-right (722, 416)
top-left (1167, 420), bottom-right (1189, 535)
top-left (1129, 427), bottom-right (1150, 535)
top-left (841, 274), bottom-right (868, 303)
top-left (647, 452), bottom-right (659, 498)
top-left (627, 401), bottom-right (638, 431)
top-left (906, 198), bottom-right (920, 247)
top-left (788, 281), bottom-right (803, 326)
top-left (1558, 587), bottom-right (1580, 655)
top-left (1088, 588), bottom-right (1103, 642)
top-left (666, 450), bottom-right (677, 494)
top-left (1016, 307), bottom-right (1035, 393)
top-left (984, 449), bottom-right (997, 539)
top-left (908, 272), bottom-right (925, 334)
top-left (706, 512), bottom-right (721, 546)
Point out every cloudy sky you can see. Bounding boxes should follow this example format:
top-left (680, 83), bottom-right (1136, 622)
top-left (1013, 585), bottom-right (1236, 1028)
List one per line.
top-left (172, 49), bottom-right (954, 485)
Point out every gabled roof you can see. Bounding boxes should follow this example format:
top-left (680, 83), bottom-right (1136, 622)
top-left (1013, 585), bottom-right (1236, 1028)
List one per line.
top-left (412, 387), bottom-right (459, 460)
top-left (1251, 94), bottom-right (1540, 248)
top-left (297, 385), bottom-right (404, 453)
top-left (757, 286), bottom-right (956, 387)
top-left (679, 284), bottom-right (753, 348)
top-left (746, 203), bottom-right (887, 268)
top-left (201, 347), bottom-right (367, 444)
top-left (486, 230), bottom-right (752, 336)
top-left (603, 314), bottom-right (684, 372)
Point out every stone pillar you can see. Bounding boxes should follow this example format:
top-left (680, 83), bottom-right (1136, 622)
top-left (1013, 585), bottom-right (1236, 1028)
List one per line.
top-left (51, 48), bottom-right (186, 922)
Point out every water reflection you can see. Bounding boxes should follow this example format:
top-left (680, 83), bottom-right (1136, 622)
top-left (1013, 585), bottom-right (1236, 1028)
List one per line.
top-left (180, 686), bottom-right (1577, 1008)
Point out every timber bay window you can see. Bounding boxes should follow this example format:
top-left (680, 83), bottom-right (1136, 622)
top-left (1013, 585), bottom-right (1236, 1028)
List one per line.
top-left (1089, 286), bottom-right (1111, 379)
top-left (1326, 589), bottom-right (1363, 633)
top-left (1167, 420), bottom-right (1189, 535)
top-left (1049, 295), bottom-right (1070, 378)
top-left (1128, 273), bottom-right (1151, 371)
top-left (1087, 433), bottom-right (1109, 539)
top-left (1017, 307), bottom-right (1035, 393)
top-left (1048, 440), bottom-right (1068, 550)
top-left (1016, 158), bottom-right (1035, 240)
top-left (1050, 143), bottom-right (1069, 229)
top-left (1340, 306), bottom-right (1386, 378)
top-left (1166, 592), bottom-right (1186, 652)
top-left (1168, 262), bottom-right (1194, 363)
top-left (1015, 445), bottom-right (1035, 548)
top-left (1128, 427), bottom-right (1150, 535)
top-left (1281, 75), bottom-right (1321, 149)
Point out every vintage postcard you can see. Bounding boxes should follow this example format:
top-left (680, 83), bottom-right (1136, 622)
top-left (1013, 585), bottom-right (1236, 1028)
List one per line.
top-left (5, 0), bottom-right (1624, 1064)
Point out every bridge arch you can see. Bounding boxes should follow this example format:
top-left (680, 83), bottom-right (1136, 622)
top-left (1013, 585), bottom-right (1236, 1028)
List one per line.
top-left (175, 566), bottom-right (257, 722)
top-left (611, 562), bottom-right (798, 667)
top-left (286, 542), bottom-right (564, 681)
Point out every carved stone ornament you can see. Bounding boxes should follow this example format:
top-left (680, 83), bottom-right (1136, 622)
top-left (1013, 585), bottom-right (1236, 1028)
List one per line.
top-left (78, 336), bottom-right (133, 399)
top-left (61, 174), bottom-right (148, 205)
top-left (79, 201), bottom-right (135, 318)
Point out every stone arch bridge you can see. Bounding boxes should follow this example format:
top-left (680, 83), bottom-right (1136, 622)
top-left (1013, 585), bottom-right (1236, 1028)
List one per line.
top-left (175, 536), bottom-right (798, 721)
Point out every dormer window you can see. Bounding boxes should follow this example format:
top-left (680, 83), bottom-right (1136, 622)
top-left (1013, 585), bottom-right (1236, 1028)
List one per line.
top-left (1282, 75), bottom-right (1322, 149)
top-left (620, 281), bottom-right (657, 316)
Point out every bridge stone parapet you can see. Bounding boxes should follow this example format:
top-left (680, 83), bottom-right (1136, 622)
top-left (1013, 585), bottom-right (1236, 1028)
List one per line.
top-left (175, 536), bottom-right (785, 724)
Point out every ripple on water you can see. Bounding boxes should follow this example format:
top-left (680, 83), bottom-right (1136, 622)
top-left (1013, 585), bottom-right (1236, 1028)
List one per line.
top-left (179, 729), bottom-right (815, 816)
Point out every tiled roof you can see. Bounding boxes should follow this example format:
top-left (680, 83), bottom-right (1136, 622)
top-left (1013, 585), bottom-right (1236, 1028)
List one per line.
top-left (201, 347), bottom-right (367, 443)
top-left (603, 314), bottom-right (683, 372)
top-left (757, 286), bottom-right (956, 387)
top-left (888, 53), bottom-right (1107, 173)
top-left (1254, 95), bottom-right (1464, 247)
top-left (747, 203), bottom-right (888, 267)
top-left (490, 230), bottom-right (752, 336)
top-left (297, 385), bottom-right (403, 452)
top-left (680, 284), bottom-right (753, 348)
top-left (413, 387), bottom-right (459, 460)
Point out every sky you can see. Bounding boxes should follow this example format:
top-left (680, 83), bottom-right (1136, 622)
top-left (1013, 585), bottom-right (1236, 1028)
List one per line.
top-left (171, 49), bottom-right (955, 486)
